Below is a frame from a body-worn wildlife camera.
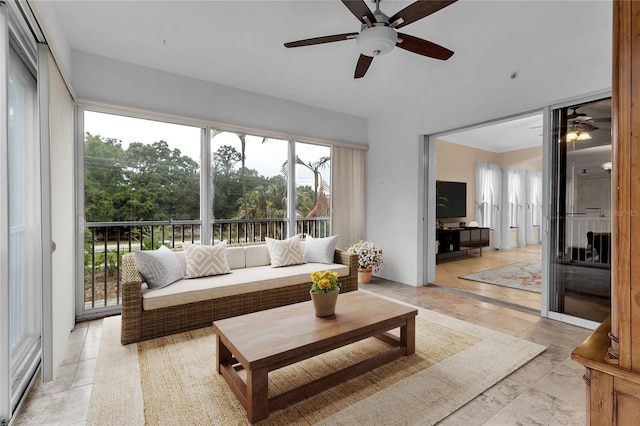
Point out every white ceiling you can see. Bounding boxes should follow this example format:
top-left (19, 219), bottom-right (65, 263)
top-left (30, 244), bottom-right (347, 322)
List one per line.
top-left (440, 113), bottom-right (543, 153)
top-left (35, 0), bottom-right (612, 151)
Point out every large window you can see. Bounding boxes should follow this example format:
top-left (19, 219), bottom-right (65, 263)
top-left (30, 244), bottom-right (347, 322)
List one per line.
top-left (81, 110), bottom-right (332, 315)
top-left (295, 142), bottom-right (331, 236)
top-left (211, 131), bottom-right (289, 241)
top-left (82, 111), bottom-right (201, 312)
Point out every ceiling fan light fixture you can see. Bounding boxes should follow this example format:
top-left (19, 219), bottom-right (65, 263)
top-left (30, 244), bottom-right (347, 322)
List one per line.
top-left (566, 131), bottom-right (579, 141)
top-left (577, 131), bottom-right (592, 141)
top-left (357, 25), bottom-right (397, 57)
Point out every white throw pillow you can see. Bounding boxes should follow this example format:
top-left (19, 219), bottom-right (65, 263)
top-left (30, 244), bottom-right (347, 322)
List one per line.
top-left (304, 235), bottom-right (339, 264)
top-left (183, 241), bottom-right (231, 278)
top-left (266, 236), bottom-right (305, 267)
top-left (134, 245), bottom-right (184, 289)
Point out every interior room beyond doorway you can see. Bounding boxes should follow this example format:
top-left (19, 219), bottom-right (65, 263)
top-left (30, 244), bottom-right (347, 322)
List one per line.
top-left (432, 114), bottom-right (543, 312)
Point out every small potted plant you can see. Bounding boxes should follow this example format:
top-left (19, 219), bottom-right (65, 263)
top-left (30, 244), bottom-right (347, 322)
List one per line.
top-left (309, 270), bottom-right (341, 317)
top-left (347, 240), bottom-right (383, 284)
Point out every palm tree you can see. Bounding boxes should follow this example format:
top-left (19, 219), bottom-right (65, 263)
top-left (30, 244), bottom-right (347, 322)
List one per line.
top-left (282, 155), bottom-right (330, 204)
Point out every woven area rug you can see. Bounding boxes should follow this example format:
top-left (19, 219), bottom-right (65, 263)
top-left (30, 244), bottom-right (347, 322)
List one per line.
top-left (86, 298), bottom-right (545, 425)
top-left (459, 259), bottom-right (542, 293)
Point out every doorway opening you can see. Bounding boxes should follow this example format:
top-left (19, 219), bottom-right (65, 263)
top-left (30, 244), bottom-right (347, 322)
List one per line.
top-left (427, 113), bottom-right (543, 313)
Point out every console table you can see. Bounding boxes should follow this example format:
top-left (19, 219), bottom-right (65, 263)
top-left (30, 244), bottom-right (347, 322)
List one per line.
top-left (437, 227), bottom-right (490, 260)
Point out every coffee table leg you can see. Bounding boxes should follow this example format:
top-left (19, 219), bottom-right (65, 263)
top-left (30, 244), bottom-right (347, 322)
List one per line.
top-left (401, 317), bottom-right (416, 355)
top-left (246, 366), bottom-right (268, 423)
top-left (216, 335), bottom-right (232, 374)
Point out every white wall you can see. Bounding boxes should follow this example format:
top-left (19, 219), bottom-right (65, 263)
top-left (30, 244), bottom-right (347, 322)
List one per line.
top-left (70, 51), bottom-right (367, 146)
top-left (367, 113), bottom-right (424, 285)
top-left (366, 2), bottom-right (612, 286)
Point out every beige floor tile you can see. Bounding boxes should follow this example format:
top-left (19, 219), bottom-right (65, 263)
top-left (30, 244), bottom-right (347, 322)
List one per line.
top-left (15, 277), bottom-right (595, 426)
top-left (484, 387), bottom-right (585, 426)
top-left (533, 359), bottom-right (587, 409)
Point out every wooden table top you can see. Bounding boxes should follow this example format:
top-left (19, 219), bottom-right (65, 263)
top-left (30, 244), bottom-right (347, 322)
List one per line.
top-left (212, 291), bottom-right (418, 369)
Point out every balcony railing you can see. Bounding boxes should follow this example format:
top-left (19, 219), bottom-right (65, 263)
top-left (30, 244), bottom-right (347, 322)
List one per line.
top-left (82, 218), bottom-right (330, 315)
top-left (562, 213), bottom-right (611, 266)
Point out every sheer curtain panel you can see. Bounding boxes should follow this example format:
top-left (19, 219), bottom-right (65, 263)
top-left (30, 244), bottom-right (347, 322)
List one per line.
top-left (331, 145), bottom-right (365, 249)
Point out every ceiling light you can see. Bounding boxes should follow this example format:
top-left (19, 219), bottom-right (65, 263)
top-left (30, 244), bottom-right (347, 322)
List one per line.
top-left (577, 131), bottom-right (592, 141)
top-left (566, 130), bottom-right (591, 141)
top-left (357, 25), bottom-right (397, 57)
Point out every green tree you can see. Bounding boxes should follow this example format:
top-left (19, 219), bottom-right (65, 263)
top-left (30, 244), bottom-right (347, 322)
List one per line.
top-left (84, 135), bottom-right (199, 222)
top-left (213, 144), bottom-right (244, 219)
top-left (84, 133), bottom-right (126, 222)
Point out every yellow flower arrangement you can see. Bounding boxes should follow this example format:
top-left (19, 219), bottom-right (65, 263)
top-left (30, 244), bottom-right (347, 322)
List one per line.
top-left (310, 270), bottom-right (341, 294)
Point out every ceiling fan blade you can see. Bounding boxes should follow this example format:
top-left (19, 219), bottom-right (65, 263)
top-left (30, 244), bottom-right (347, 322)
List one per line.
top-left (354, 54), bottom-right (373, 79)
top-left (341, 0), bottom-right (376, 25)
top-left (390, 0), bottom-right (457, 29)
top-left (284, 32), bottom-right (358, 48)
top-left (396, 33), bottom-right (453, 60)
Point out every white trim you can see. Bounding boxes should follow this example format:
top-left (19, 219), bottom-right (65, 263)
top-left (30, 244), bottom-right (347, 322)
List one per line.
top-left (200, 127), bottom-right (212, 244)
top-left (287, 139), bottom-right (296, 237)
top-left (0, 4), bottom-right (11, 421)
top-left (37, 43), bottom-right (53, 382)
top-left (540, 106), bottom-right (551, 318)
top-left (76, 99), bottom-right (368, 152)
top-left (74, 106), bottom-right (85, 318)
top-left (547, 311), bottom-right (599, 331)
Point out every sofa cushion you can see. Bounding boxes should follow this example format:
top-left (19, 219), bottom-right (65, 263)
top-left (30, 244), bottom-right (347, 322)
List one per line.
top-left (226, 246), bottom-right (246, 270)
top-left (142, 262), bottom-right (349, 310)
top-left (266, 236), bottom-right (305, 267)
top-left (175, 251), bottom-right (187, 275)
top-left (183, 241), bottom-right (231, 278)
top-left (134, 245), bottom-right (184, 289)
top-left (303, 235), bottom-right (339, 264)
top-left (245, 244), bottom-right (271, 268)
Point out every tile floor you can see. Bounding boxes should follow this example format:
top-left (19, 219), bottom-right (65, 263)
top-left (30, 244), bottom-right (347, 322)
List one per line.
top-left (14, 248), bottom-right (593, 425)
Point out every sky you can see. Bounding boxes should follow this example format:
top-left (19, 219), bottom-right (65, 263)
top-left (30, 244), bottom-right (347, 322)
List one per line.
top-left (83, 111), bottom-right (330, 187)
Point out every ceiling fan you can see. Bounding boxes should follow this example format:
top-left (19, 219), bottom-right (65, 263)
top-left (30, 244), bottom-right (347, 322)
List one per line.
top-left (568, 107), bottom-right (611, 127)
top-left (284, 0), bottom-right (457, 79)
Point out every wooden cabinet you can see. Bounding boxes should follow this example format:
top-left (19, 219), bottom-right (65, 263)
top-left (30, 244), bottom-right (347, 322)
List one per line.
top-left (571, 2), bottom-right (640, 424)
top-left (436, 227), bottom-right (489, 258)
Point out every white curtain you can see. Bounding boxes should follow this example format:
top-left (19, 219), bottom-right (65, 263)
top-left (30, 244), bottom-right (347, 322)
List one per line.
top-left (476, 162), bottom-right (502, 249)
top-left (501, 168), bottom-right (512, 250)
top-left (525, 170), bottom-right (542, 245)
top-left (488, 164), bottom-right (502, 249)
top-left (516, 169), bottom-right (527, 246)
top-left (331, 146), bottom-right (365, 250)
top-left (475, 162), bottom-right (490, 225)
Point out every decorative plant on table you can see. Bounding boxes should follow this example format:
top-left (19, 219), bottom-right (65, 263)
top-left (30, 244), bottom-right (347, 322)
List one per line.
top-left (347, 240), bottom-right (383, 284)
top-left (310, 270), bottom-right (340, 293)
top-left (309, 270), bottom-right (341, 317)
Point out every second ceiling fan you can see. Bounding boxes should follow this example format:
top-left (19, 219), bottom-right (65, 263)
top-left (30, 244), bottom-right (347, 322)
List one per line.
top-left (284, 0), bottom-right (458, 79)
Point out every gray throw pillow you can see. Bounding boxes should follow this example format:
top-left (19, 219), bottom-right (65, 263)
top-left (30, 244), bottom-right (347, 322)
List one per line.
top-left (134, 245), bottom-right (184, 289)
top-left (304, 235), bottom-right (339, 264)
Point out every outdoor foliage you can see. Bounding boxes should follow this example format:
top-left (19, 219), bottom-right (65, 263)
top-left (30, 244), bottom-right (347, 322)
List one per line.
top-left (84, 133), bottom-right (200, 221)
top-left (85, 134), bottom-right (327, 222)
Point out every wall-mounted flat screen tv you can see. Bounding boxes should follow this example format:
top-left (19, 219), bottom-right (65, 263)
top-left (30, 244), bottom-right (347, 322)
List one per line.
top-left (436, 181), bottom-right (467, 219)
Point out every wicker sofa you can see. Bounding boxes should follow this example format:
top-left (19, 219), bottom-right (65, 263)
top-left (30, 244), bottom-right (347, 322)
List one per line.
top-left (120, 244), bottom-right (358, 344)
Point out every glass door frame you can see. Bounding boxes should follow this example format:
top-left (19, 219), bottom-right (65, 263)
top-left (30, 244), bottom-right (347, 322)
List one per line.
top-left (542, 91), bottom-right (612, 330)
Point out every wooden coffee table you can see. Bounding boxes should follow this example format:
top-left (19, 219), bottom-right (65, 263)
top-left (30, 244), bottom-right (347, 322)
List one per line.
top-left (212, 291), bottom-right (417, 423)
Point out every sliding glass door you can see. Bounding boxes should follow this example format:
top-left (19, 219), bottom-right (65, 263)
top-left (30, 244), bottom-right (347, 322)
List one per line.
top-left (547, 96), bottom-right (612, 325)
top-left (1, 4), bottom-right (42, 421)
